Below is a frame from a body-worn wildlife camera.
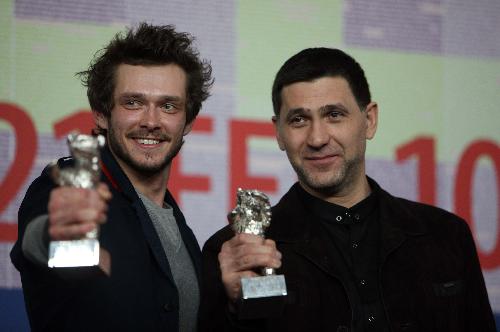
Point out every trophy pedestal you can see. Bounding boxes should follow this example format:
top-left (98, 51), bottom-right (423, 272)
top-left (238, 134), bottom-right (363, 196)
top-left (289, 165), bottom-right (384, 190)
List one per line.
top-left (238, 275), bottom-right (287, 319)
top-left (48, 239), bottom-right (110, 278)
top-left (48, 239), bottom-right (100, 267)
top-left (241, 274), bottom-right (287, 299)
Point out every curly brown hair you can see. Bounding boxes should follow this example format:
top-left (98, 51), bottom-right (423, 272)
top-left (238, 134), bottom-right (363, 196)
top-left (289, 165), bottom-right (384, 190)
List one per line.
top-left (78, 22), bottom-right (213, 126)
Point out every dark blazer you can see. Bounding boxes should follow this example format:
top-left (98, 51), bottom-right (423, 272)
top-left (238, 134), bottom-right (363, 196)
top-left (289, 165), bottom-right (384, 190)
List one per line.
top-left (199, 179), bottom-right (495, 332)
top-left (11, 145), bottom-right (202, 332)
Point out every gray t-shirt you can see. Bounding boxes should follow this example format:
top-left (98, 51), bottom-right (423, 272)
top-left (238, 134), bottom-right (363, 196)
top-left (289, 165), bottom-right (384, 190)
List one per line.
top-left (138, 193), bottom-right (199, 332)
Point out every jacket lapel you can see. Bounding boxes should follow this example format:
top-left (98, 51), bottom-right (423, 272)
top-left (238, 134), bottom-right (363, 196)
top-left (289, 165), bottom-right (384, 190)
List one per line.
top-left (369, 178), bottom-right (427, 261)
top-left (269, 183), bottom-right (344, 280)
top-left (293, 230), bottom-right (346, 280)
top-left (100, 146), bottom-right (177, 286)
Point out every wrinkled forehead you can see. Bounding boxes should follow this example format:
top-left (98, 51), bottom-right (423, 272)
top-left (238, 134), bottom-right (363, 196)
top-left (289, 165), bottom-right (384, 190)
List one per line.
top-left (279, 76), bottom-right (358, 114)
top-left (113, 63), bottom-right (188, 100)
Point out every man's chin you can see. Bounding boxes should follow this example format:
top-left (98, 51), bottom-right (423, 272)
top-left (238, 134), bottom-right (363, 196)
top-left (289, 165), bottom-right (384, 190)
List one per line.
top-left (309, 181), bottom-right (341, 192)
top-left (138, 165), bottom-right (163, 173)
top-left (128, 158), bottom-right (170, 175)
top-left (300, 174), bottom-right (345, 194)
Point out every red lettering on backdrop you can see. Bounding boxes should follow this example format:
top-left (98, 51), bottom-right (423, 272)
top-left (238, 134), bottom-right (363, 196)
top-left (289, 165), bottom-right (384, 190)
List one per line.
top-left (396, 136), bottom-right (436, 205)
top-left (454, 140), bottom-right (500, 269)
top-left (229, 119), bottom-right (278, 210)
top-left (53, 110), bottom-right (94, 138)
top-left (0, 103), bottom-right (38, 241)
top-left (168, 116), bottom-right (213, 205)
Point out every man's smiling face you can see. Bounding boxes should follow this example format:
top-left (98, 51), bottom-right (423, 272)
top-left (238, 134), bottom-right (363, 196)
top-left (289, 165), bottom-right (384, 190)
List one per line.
top-left (97, 63), bottom-right (192, 177)
top-left (273, 76), bottom-right (377, 198)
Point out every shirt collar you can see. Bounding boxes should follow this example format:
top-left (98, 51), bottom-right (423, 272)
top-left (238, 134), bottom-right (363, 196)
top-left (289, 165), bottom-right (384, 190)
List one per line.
top-left (295, 183), bottom-right (378, 225)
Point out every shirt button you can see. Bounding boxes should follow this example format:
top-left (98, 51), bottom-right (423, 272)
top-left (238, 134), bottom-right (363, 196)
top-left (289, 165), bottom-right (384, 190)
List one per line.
top-left (367, 314), bottom-right (376, 323)
top-left (352, 242), bottom-right (359, 249)
top-left (359, 279), bottom-right (367, 286)
top-left (164, 303), bottom-right (174, 312)
top-left (354, 214), bottom-right (360, 222)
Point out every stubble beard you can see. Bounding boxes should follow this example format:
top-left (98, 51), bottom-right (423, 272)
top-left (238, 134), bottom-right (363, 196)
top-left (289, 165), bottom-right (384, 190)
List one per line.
top-left (292, 155), bottom-right (362, 197)
top-left (107, 126), bottom-right (184, 176)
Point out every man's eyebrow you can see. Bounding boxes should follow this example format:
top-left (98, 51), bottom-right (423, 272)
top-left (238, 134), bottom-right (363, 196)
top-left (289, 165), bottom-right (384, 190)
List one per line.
top-left (118, 92), bottom-right (145, 99)
top-left (319, 103), bottom-right (349, 114)
top-left (157, 95), bottom-right (183, 102)
top-left (118, 92), bottom-right (183, 102)
top-left (284, 107), bottom-right (309, 121)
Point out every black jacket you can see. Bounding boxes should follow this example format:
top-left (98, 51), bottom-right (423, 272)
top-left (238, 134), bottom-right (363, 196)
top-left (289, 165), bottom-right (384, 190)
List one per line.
top-left (11, 145), bottom-right (202, 331)
top-left (199, 179), bottom-right (495, 332)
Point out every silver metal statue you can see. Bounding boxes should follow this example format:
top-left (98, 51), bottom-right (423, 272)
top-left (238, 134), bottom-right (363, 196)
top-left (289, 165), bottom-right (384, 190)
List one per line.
top-left (229, 188), bottom-right (287, 299)
top-left (48, 133), bottom-right (105, 268)
top-left (230, 189), bottom-right (272, 237)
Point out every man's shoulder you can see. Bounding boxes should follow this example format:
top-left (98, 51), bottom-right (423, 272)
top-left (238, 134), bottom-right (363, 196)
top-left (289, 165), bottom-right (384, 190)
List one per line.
top-left (24, 157), bottom-right (72, 197)
top-left (383, 190), bottom-right (468, 233)
top-left (370, 178), bottom-right (462, 224)
top-left (395, 195), bottom-right (458, 217)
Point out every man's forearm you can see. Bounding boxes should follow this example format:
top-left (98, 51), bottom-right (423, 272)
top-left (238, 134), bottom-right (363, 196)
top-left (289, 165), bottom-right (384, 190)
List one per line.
top-left (22, 215), bottom-right (50, 265)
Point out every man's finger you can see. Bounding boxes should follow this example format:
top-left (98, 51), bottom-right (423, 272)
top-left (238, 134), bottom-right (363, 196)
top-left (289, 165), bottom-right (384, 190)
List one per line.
top-left (219, 250), bottom-right (281, 273)
top-left (49, 222), bottom-right (97, 241)
top-left (96, 183), bottom-right (112, 201)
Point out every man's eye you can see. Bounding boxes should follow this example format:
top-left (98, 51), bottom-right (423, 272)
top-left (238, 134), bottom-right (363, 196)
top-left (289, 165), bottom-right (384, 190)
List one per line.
top-left (124, 100), bottom-right (140, 108)
top-left (290, 116), bottom-right (305, 123)
top-left (162, 103), bottom-right (175, 111)
top-left (328, 111), bottom-right (343, 119)
top-left (163, 103), bottom-right (174, 110)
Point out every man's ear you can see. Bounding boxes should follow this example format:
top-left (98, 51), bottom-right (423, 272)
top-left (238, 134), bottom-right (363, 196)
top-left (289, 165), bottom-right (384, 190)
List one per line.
top-left (272, 115), bottom-right (285, 151)
top-left (364, 102), bottom-right (378, 140)
top-left (93, 111), bottom-right (109, 131)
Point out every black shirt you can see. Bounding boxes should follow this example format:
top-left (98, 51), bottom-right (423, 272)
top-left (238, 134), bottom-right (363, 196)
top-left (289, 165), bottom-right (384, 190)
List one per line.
top-left (296, 184), bottom-right (389, 332)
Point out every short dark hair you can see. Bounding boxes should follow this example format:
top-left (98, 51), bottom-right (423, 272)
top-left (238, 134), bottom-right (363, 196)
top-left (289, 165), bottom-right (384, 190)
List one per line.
top-left (78, 22), bottom-right (213, 125)
top-left (271, 48), bottom-right (371, 116)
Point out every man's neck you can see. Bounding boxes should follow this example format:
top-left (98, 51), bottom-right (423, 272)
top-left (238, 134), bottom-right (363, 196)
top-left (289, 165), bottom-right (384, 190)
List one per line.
top-left (118, 160), bottom-right (170, 207)
top-left (133, 172), bottom-right (170, 207)
top-left (300, 175), bottom-right (371, 208)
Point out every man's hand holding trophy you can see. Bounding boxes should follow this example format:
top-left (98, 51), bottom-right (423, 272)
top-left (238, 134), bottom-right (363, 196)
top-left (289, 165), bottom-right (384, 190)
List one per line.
top-left (48, 133), bottom-right (111, 276)
top-left (223, 188), bottom-right (287, 319)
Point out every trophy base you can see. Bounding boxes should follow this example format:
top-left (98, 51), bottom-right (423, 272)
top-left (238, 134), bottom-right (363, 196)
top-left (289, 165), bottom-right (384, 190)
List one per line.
top-left (241, 274), bottom-right (287, 299)
top-left (48, 238), bottom-right (100, 268)
top-left (238, 275), bottom-right (287, 319)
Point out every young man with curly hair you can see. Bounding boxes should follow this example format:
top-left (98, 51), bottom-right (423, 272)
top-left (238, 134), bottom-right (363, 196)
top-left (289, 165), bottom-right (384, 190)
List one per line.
top-left (11, 22), bottom-right (213, 332)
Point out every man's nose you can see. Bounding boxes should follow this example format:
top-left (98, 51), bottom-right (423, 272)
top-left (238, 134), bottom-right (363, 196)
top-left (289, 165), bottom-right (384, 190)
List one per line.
top-left (307, 120), bottom-right (329, 148)
top-left (139, 106), bottom-right (161, 129)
